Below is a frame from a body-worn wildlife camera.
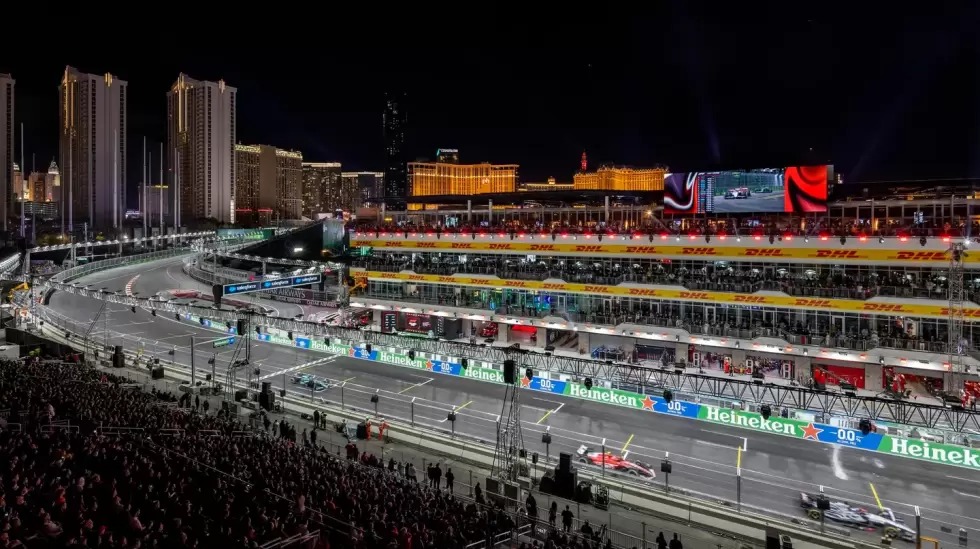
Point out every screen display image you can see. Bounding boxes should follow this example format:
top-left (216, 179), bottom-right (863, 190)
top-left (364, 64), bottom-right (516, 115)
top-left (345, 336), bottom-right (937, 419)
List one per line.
top-left (664, 165), bottom-right (829, 214)
top-left (403, 313), bottom-right (434, 334)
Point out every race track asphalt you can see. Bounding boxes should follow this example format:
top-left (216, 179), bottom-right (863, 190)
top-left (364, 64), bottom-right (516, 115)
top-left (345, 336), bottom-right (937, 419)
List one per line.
top-left (42, 256), bottom-right (980, 547)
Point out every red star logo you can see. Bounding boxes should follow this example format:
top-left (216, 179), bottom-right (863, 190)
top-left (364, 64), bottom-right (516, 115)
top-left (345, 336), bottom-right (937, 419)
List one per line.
top-left (802, 422), bottom-right (823, 441)
top-left (641, 396), bottom-right (655, 410)
top-left (520, 376), bottom-right (531, 388)
top-left (348, 348), bottom-right (356, 357)
top-left (425, 360), bottom-right (434, 370)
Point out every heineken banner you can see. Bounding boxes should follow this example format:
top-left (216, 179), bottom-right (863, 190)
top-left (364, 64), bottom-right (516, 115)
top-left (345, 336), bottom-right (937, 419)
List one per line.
top-left (199, 321), bottom-right (980, 472)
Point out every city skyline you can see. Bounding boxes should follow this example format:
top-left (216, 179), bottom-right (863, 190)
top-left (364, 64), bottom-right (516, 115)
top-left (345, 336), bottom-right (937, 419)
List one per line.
top-left (3, 6), bottom-right (979, 216)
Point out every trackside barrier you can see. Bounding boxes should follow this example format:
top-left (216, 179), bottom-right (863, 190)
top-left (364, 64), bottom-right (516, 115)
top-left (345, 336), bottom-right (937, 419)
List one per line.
top-left (34, 256), bottom-right (980, 475)
top-left (35, 321), bottom-right (869, 549)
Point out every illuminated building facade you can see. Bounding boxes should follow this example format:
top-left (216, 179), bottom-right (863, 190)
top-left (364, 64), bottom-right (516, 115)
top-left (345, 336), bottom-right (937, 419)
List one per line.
top-left (383, 92), bottom-right (408, 200)
top-left (0, 74), bottom-right (11, 231)
top-left (301, 162), bottom-right (342, 217)
top-left (520, 176), bottom-right (573, 192)
top-left (167, 73), bottom-right (237, 225)
top-left (46, 160), bottom-right (61, 203)
top-left (350, 171), bottom-right (384, 204)
top-left (573, 166), bottom-right (666, 191)
top-left (59, 66), bottom-right (128, 229)
top-left (436, 148), bottom-right (459, 164)
top-left (408, 162), bottom-right (519, 197)
top-left (234, 144), bottom-right (302, 225)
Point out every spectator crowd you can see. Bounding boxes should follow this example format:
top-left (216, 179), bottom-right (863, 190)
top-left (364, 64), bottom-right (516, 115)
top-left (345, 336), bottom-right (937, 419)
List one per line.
top-left (0, 355), bottom-right (670, 549)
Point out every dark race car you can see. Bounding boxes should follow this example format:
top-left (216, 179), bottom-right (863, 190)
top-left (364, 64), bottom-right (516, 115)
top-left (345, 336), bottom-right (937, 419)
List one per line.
top-left (799, 493), bottom-right (914, 541)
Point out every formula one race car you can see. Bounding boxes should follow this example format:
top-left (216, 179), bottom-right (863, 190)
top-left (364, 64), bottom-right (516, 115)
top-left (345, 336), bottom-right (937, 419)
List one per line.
top-left (724, 187), bottom-right (751, 199)
top-left (290, 374), bottom-right (330, 392)
top-left (800, 493), bottom-right (914, 541)
top-left (291, 373), bottom-right (314, 385)
top-left (576, 446), bottom-right (656, 479)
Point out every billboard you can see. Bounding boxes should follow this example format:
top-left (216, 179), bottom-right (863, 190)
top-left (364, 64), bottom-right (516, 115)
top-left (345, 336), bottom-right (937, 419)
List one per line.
top-left (664, 165), bottom-right (830, 214)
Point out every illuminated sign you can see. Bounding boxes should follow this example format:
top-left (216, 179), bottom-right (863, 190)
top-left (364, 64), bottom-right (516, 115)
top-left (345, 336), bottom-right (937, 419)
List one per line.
top-left (222, 274), bottom-right (321, 296)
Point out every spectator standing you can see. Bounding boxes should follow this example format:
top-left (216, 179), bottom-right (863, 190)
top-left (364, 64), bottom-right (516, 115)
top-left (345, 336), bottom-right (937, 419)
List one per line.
top-left (434, 463), bottom-right (443, 489)
top-left (202, 399), bottom-right (209, 415)
top-left (445, 467), bottom-right (454, 493)
top-left (669, 533), bottom-right (683, 549)
top-left (549, 501), bottom-right (558, 529)
top-left (561, 505), bottom-right (574, 532)
top-left (656, 532), bottom-right (667, 549)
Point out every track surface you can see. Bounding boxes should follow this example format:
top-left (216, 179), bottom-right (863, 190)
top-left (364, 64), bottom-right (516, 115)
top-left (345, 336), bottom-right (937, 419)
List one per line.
top-left (44, 256), bottom-right (980, 546)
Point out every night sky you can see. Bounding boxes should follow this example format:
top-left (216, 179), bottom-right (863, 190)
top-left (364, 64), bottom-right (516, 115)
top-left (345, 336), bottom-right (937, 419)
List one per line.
top-left (6, 5), bottom-right (980, 207)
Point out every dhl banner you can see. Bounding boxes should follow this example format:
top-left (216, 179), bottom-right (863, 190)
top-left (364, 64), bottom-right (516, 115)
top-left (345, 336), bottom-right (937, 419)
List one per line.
top-left (351, 239), bottom-right (969, 264)
top-left (360, 270), bottom-right (980, 320)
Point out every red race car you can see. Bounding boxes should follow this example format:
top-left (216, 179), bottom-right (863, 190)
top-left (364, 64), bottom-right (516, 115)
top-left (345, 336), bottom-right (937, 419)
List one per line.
top-left (576, 446), bottom-right (656, 479)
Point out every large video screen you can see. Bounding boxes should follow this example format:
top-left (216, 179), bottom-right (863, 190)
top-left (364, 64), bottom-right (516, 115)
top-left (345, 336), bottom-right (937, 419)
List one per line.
top-left (664, 165), bottom-right (829, 214)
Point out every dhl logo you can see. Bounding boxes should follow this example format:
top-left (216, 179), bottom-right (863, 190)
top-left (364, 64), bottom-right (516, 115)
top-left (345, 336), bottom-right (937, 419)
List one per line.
top-left (505, 281), bottom-right (528, 287)
top-left (383, 241), bottom-right (404, 247)
top-left (542, 283), bottom-right (565, 290)
top-left (895, 251), bottom-right (947, 261)
top-left (529, 244), bottom-right (557, 251)
top-left (451, 243), bottom-right (473, 249)
top-left (437, 276), bottom-right (456, 283)
top-left (681, 247), bottom-right (717, 255)
top-left (379, 273), bottom-right (398, 279)
top-left (678, 292), bottom-right (710, 300)
top-left (744, 249), bottom-right (785, 257)
top-left (574, 245), bottom-right (604, 252)
top-left (861, 303), bottom-right (906, 312)
top-left (470, 279), bottom-right (492, 285)
top-left (624, 246), bottom-right (660, 254)
top-left (940, 308), bottom-right (980, 318)
top-left (627, 288), bottom-right (658, 296)
top-left (416, 242), bottom-right (437, 248)
top-left (406, 275), bottom-right (425, 281)
top-left (733, 295), bottom-right (768, 303)
top-left (488, 243), bottom-right (512, 249)
top-left (815, 250), bottom-right (860, 258)
top-left (795, 299), bottom-right (833, 308)
top-left (584, 285), bottom-right (611, 293)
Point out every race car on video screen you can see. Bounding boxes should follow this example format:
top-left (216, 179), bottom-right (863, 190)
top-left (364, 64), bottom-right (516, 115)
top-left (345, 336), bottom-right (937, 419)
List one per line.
top-left (576, 446), bottom-right (656, 479)
top-left (724, 187), bottom-right (751, 199)
top-left (799, 493), bottom-right (914, 541)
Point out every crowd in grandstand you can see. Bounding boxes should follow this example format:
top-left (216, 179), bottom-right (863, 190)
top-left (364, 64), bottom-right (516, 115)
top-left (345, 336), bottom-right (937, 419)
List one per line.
top-left (354, 217), bottom-right (980, 239)
top-left (0, 356), bottom-right (662, 549)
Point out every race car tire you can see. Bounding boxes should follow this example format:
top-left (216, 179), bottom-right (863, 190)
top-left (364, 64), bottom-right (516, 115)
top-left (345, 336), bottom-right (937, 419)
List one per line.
top-left (578, 457), bottom-right (589, 464)
top-left (627, 469), bottom-right (638, 476)
top-left (807, 509), bottom-right (821, 520)
top-left (884, 527), bottom-right (899, 539)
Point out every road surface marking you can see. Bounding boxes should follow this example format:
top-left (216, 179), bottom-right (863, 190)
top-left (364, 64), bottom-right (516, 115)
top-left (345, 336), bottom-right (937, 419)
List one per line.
top-left (700, 428), bottom-right (750, 442)
top-left (869, 483), bottom-right (883, 510)
top-left (621, 434), bottom-right (634, 454)
top-left (737, 446), bottom-right (742, 469)
top-left (343, 376), bottom-right (357, 382)
top-left (398, 378), bottom-right (433, 394)
top-left (535, 402), bottom-right (564, 424)
top-left (695, 440), bottom-right (731, 449)
top-left (947, 475), bottom-right (980, 485)
top-left (953, 489), bottom-right (980, 500)
top-left (156, 333), bottom-right (196, 340)
top-left (832, 446), bottom-right (849, 481)
top-left (456, 400), bottom-right (474, 411)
